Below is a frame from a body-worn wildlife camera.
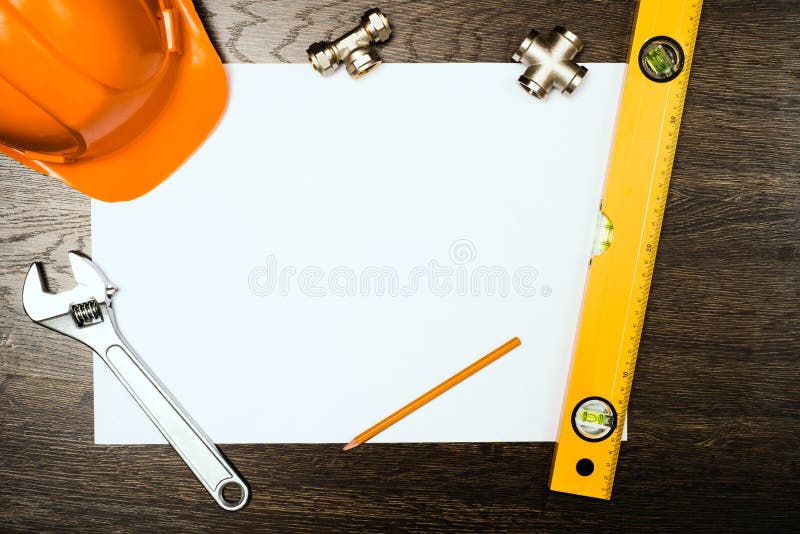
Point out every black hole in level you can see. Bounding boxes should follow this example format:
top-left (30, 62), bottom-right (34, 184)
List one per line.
top-left (576, 458), bottom-right (594, 476)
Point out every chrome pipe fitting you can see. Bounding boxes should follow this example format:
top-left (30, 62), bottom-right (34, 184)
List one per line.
top-left (512, 26), bottom-right (588, 99)
top-left (307, 8), bottom-right (392, 78)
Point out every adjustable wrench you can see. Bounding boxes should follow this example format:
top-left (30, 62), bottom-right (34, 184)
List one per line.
top-left (22, 252), bottom-right (249, 511)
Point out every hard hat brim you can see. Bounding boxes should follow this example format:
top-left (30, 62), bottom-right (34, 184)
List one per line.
top-left (0, 0), bottom-right (228, 202)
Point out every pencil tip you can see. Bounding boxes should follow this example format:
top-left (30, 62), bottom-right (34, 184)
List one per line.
top-left (342, 439), bottom-right (359, 451)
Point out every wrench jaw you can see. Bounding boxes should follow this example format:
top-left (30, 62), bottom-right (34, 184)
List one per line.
top-left (22, 252), bottom-right (117, 348)
top-left (22, 262), bottom-right (49, 322)
top-left (68, 251), bottom-right (112, 294)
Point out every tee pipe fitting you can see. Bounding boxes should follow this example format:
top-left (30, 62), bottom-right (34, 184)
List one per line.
top-left (307, 8), bottom-right (392, 78)
top-left (512, 26), bottom-right (588, 99)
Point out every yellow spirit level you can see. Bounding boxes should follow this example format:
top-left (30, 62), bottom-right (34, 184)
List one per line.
top-left (549, 0), bottom-right (703, 499)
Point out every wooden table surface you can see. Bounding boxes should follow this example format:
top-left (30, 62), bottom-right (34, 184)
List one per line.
top-left (1, 1), bottom-right (798, 531)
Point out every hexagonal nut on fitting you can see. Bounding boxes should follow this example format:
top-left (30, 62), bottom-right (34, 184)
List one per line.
top-left (306, 8), bottom-right (393, 79)
top-left (363, 8), bottom-right (392, 42)
top-left (307, 41), bottom-right (338, 75)
top-left (345, 48), bottom-right (382, 78)
top-left (512, 26), bottom-right (588, 100)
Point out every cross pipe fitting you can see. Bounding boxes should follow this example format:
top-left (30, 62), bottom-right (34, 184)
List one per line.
top-left (307, 8), bottom-right (392, 78)
top-left (511, 26), bottom-right (588, 99)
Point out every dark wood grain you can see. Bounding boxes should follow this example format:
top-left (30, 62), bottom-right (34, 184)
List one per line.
top-left (1, 1), bottom-right (799, 531)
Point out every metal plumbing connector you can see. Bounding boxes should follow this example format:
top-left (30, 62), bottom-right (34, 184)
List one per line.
top-left (512, 26), bottom-right (588, 99)
top-left (307, 8), bottom-right (392, 78)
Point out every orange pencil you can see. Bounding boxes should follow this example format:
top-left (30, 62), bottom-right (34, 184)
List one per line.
top-left (343, 337), bottom-right (522, 451)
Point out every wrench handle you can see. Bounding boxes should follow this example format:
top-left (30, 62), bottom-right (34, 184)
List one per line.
top-left (102, 343), bottom-right (249, 511)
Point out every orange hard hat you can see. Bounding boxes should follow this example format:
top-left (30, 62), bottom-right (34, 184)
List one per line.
top-left (0, 0), bottom-right (227, 202)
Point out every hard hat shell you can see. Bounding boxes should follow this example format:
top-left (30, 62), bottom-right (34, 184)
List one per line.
top-left (0, 0), bottom-right (228, 201)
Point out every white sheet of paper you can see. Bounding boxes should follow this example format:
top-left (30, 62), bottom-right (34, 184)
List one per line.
top-left (91, 63), bottom-right (625, 444)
